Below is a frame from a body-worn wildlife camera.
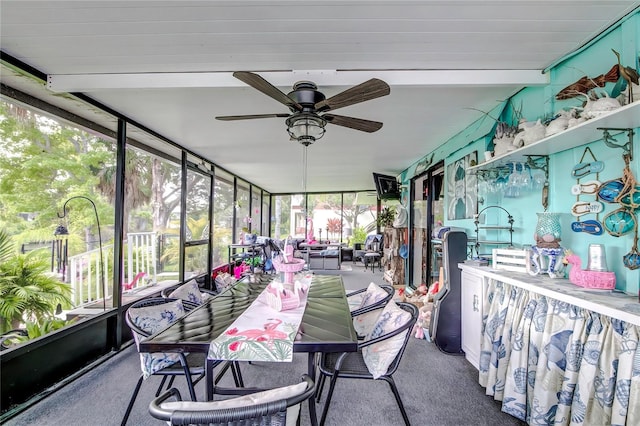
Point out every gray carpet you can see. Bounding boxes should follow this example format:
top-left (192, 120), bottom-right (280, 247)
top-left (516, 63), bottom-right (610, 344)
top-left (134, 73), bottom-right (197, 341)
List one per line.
top-left (5, 266), bottom-right (526, 426)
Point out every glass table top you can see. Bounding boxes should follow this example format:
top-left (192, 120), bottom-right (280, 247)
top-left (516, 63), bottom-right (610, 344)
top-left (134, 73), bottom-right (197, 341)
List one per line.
top-left (139, 273), bottom-right (358, 354)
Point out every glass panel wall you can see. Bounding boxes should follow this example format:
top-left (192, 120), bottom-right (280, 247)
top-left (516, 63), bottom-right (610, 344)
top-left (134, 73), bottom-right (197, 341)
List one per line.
top-left (213, 169), bottom-right (234, 267)
top-left (124, 127), bottom-right (182, 292)
top-left (250, 186), bottom-right (261, 235)
top-left (262, 192), bottom-right (270, 236)
top-left (235, 179), bottom-right (250, 242)
top-left (411, 173), bottom-right (429, 287)
top-left (184, 165), bottom-right (212, 278)
top-left (306, 193), bottom-right (345, 243)
top-left (342, 192), bottom-right (377, 247)
top-left (0, 96), bottom-right (116, 331)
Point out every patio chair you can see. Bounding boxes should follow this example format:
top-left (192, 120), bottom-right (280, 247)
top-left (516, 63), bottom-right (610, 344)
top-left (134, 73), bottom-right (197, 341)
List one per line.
top-left (161, 278), bottom-right (218, 302)
top-left (346, 283), bottom-right (394, 317)
top-left (355, 234), bottom-right (383, 272)
top-left (315, 301), bottom-right (418, 426)
top-left (148, 374), bottom-right (315, 426)
top-left (123, 297), bottom-right (239, 425)
top-left (160, 281), bottom-right (245, 385)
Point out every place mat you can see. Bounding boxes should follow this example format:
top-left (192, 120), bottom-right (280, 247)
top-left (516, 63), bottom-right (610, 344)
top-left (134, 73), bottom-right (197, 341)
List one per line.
top-left (208, 281), bottom-right (309, 362)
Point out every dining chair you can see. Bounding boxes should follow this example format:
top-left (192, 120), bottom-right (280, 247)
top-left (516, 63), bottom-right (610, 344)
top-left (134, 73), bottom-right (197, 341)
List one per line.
top-left (160, 280), bottom-right (245, 386)
top-left (123, 297), bottom-right (239, 425)
top-left (315, 301), bottom-right (418, 426)
top-left (148, 374), bottom-right (316, 426)
top-left (347, 283), bottom-right (395, 340)
top-left (161, 278), bottom-right (218, 302)
top-left (346, 283), bottom-right (394, 317)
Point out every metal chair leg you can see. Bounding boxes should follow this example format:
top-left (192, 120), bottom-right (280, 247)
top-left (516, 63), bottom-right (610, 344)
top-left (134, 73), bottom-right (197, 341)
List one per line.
top-left (231, 361), bottom-right (244, 387)
top-left (382, 376), bottom-right (411, 426)
top-left (315, 373), bottom-right (326, 402)
top-left (319, 372), bottom-right (339, 426)
top-left (121, 375), bottom-right (144, 426)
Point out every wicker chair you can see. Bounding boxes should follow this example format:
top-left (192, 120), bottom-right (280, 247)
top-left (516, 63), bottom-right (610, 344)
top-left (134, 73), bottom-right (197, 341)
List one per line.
top-left (315, 302), bottom-right (418, 426)
top-left (149, 375), bottom-right (315, 426)
top-left (122, 297), bottom-right (238, 425)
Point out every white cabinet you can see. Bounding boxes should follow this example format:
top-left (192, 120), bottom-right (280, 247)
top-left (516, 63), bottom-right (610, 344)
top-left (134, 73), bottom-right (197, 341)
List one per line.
top-left (461, 268), bottom-right (484, 370)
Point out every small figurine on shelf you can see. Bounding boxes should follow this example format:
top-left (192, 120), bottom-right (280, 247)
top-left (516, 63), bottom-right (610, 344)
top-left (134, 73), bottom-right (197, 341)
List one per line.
top-left (528, 212), bottom-right (565, 278)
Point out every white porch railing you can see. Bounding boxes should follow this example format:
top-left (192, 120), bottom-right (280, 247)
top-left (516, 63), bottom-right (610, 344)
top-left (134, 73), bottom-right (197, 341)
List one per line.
top-left (68, 246), bottom-right (108, 307)
top-left (125, 232), bottom-right (157, 289)
top-left (66, 232), bottom-right (157, 307)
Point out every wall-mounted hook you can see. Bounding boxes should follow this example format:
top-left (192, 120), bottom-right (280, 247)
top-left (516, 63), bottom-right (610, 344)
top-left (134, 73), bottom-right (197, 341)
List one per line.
top-left (525, 155), bottom-right (549, 179)
top-left (598, 127), bottom-right (634, 160)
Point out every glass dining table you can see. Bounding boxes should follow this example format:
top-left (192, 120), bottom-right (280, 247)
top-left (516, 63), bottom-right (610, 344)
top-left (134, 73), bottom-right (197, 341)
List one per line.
top-left (138, 273), bottom-right (358, 425)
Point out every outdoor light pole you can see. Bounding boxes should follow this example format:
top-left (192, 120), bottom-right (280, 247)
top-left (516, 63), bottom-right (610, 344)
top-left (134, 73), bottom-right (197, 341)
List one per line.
top-left (58, 196), bottom-right (106, 311)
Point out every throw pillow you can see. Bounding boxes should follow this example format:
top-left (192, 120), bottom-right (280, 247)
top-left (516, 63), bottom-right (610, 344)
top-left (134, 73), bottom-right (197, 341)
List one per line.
top-left (161, 381), bottom-right (308, 426)
top-left (169, 279), bottom-right (204, 305)
top-left (129, 299), bottom-right (185, 378)
top-left (358, 282), bottom-right (389, 310)
top-left (353, 309), bottom-right (382, 336)
top-left (362, 300), bottom-right (412, 379)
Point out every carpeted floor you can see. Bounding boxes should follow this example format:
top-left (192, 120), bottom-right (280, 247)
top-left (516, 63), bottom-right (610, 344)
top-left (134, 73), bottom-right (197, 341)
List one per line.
top-left (4, 266), bottom-right (526, 426)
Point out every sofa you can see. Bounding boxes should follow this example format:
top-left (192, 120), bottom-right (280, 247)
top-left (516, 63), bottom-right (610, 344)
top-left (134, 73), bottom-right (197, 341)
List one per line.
top-left (308, 247), bottom-right (341, 270)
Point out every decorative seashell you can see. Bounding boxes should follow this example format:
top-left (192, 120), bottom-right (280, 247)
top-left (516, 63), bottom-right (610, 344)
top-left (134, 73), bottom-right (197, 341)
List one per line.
top-left (545, 111), bottom-right (571, 136)
top-left (513, 119), bottom-right (546, 148)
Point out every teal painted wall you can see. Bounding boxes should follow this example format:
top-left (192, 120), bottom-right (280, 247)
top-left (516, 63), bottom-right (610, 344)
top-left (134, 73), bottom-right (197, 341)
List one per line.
top-left (400, 11), bottom-right (640, 293)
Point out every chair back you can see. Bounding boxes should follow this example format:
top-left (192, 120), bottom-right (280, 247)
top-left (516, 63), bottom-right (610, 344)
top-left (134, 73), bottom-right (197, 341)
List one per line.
top-left (148, 375), bottom-right (315, 426)
top-left (160, 279), bottom-right (217, 303)
top-left (350, 284), bottom-right (394, 317)
top-left (126, 297), bottom-right (198, 338)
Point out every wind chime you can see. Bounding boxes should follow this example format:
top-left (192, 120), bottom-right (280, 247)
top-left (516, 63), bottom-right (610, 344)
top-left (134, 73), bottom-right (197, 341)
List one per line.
top-left (52, 224), bottom-right (69, 281)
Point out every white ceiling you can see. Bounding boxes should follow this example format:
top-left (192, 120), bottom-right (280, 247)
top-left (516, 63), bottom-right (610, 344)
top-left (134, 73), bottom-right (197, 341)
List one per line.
top-left (1, 1), bottom-right (638, 193)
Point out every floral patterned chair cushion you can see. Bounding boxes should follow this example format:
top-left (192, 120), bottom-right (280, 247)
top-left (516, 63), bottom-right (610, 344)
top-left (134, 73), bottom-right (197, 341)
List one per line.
top-left (361, 300), bottom-right (411, 379)
top-left (168, 279), bottom-right (205, 305)
top-left (128, 299), bottom-right (185, 378)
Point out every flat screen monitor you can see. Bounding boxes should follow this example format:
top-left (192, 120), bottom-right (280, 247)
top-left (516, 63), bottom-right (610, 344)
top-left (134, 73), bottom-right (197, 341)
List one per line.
top-left (372, 173), bottom-right (401, 200)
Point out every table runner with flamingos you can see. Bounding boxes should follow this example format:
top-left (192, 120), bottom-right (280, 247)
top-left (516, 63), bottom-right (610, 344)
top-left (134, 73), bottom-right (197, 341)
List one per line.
top-left (208, 281), bottom-right (309, 362)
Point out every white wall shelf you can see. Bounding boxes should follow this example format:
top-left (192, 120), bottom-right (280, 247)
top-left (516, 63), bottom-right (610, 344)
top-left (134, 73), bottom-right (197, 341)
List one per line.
top-left (470, 100), bottom-right (640, 172)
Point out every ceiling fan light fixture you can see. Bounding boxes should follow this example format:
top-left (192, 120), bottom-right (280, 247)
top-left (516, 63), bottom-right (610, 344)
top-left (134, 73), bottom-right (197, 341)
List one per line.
top-left (286, 113), bottom-right (326, 145)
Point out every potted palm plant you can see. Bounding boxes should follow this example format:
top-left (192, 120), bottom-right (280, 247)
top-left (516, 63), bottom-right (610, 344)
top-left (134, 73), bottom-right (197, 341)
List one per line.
top-left (377, 206), bottom-right (396, 229)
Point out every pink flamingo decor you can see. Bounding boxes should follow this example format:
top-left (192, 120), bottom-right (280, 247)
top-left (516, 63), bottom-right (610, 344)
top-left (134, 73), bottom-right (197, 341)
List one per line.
top-left (123, 272), bottom-right (146, 291)
top-left (225, 318), bottom-right (289, 341)
top-left (272, 237), bottom-right (305, 284)
top-left (264, 279), bottom-right (309, 311)
top-left (564, 253), bottom-right (616, 290)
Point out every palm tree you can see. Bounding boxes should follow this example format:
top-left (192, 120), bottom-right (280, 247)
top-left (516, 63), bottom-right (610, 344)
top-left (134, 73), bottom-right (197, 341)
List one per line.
top-left (0, 230), bottom-right (72, 333)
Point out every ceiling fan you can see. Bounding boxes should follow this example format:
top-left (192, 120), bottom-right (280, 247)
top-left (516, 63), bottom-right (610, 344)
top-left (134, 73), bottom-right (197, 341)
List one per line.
top-left (215, 72), bottom-right (390, 145)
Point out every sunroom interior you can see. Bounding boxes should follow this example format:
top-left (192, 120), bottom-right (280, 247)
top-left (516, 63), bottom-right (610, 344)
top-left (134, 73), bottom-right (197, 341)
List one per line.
top-left (1, 1), bottom-right (640, 425)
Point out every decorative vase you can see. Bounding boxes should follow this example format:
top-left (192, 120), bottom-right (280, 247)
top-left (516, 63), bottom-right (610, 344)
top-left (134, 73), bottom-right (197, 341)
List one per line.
top-left (534, 212), bottom-right (562, 248)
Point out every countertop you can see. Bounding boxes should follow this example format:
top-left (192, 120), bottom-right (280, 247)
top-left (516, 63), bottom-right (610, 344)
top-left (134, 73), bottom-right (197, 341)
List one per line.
top-left (459, 263), bottom-right (640, 326)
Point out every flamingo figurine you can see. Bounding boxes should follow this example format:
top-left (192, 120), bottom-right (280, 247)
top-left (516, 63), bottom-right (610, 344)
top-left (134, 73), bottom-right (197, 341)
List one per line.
top-left (265, 280), bottom-right (300, 311)
top-left (123, 271), bottom-right (146, 291)
top-left (564, 253), bottom-right (616, 289)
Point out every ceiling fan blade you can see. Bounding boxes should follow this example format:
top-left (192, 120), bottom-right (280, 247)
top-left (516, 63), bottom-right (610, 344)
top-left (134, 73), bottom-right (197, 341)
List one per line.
top-left (315, 78), bottom-right (390, 112)
top-left (216, 113), bottom-right (290, 121)
top-left (323, 114), bottom-right (383, 133)
top-left (233, 71), bottom-right (302, 111)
